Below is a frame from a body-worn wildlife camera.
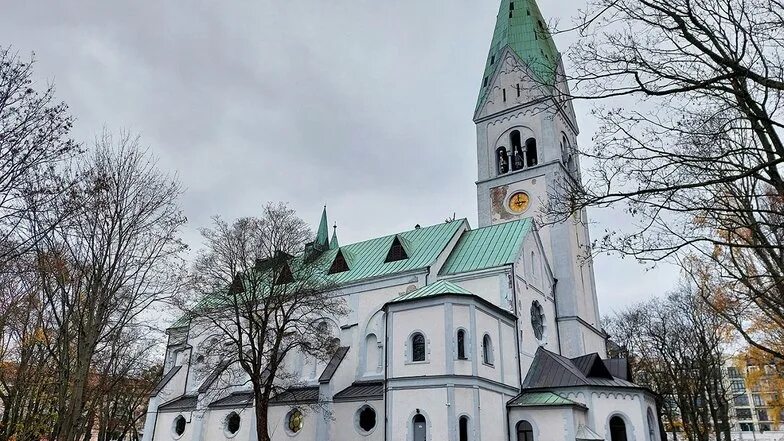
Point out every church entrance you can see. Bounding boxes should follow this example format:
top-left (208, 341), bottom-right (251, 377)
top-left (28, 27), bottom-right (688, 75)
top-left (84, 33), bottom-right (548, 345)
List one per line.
top-left (413, 414), bottom-right (426, 441)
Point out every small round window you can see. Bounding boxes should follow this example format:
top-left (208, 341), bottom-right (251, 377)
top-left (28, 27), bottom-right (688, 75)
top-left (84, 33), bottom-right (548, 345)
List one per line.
top-left (225, 411), bottom-right (240, 436)
top-left (173, 415), bottom-right (186, 437)
top-left (356, 405), bottom-right (377, 433)
top-left (287, 408), bottom-right (304, 434)
top-left (531, 301), bottom-right (545, 340)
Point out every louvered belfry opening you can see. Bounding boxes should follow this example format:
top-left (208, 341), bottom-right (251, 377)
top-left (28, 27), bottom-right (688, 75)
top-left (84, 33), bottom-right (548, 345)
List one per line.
top-left (385, 236), bottom-right (408, 263)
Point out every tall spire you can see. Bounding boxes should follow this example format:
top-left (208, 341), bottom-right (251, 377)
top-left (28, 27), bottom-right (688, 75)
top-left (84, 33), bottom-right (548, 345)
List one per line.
top-left (315, 206), bottom-right (330, 250)
top-left (329, 223), bottom-right (339, 250)
top-left (477, 0), bottom-right (560, 107)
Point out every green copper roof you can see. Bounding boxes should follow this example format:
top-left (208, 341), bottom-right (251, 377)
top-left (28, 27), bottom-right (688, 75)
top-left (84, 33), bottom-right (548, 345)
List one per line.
top-left (315, 206), bottom-right (330, 249)
top-left (439, 218), bottom-right (532, 275)
top-left (508, 391), bottom-right (583, 408)
top-left (389, 280), bottom-right (473, 304)
top-left (329, 224), bottom-right (339, 250)
top-left (316, 220), bottom-right (466, 284)
top-left (477, 0), bottom-right (559, 109)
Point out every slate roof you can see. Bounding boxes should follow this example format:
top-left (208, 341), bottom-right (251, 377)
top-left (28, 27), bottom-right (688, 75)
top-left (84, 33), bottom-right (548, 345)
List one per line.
top-left (523, 347), bottom-right (639, 389)
top-left (319, 346), bottom-right (349, 384)
top-left (507, 391), bottom-right (585, 408)
top-left (150, 366), bottom-right (181, 397)
top-left (269, 386), bottom-right (320, 405)
top-left (388, 280), bottom-right (473, 304)
top-left (440, 219), bottom-right (532, 275)
top-left (333, 381), bottom-right (384, 402)
top-left (209, 391), bottom-right (254, 408)
top-left (477, 0), bottom-right (560, 109)
top-left (158, 395), bottom-right (197, 412)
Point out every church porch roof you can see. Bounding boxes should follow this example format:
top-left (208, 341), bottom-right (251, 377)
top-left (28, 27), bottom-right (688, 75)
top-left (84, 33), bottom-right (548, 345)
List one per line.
top-left (388, 280), bottom-right (473, 304)
top-left (507, 391), bottom-right (585, 408)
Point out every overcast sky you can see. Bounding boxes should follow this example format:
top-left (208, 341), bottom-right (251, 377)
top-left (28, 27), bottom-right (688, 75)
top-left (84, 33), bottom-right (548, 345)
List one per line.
top-left (0, 0), bottom-right (679, 315)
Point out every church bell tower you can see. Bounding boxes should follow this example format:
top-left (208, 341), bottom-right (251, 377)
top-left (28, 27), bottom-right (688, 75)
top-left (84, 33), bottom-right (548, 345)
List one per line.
top-left (475, 0), bottom-right (605, 356)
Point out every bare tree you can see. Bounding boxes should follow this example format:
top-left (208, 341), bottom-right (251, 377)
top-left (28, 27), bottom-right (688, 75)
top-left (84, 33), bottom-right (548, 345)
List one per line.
top-left (607, 281), bottom-right (733, 441)
top-left (543, 0), bottom-right (784, 360)
top-left (32, 132), bottom-right (186, 441)
top-left (0, 47), bottom-right (79, 264)
top-left (184, 203), bottom-right (347, 441)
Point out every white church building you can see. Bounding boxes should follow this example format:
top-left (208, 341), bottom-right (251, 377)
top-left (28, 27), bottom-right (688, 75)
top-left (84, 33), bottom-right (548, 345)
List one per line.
top-left (141, 0), bottom-right (662, 440)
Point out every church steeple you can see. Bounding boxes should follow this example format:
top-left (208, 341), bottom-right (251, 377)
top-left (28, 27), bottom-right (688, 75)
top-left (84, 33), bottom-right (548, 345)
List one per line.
top-left (329, 223), bottom-right (339, 250)
top-left (315, 206), bottom-right (330, 251)
top-left (477, 0), bottom-right (560, 110)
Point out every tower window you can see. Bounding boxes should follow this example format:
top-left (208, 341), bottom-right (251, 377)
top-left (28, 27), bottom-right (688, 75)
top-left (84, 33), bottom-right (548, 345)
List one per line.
top-left (509, 2), bottom-right (515, 10)
top-left (490, 55), bottom-right (495, 65)
top-left (496, 147), bottom-right (509, 175)
top-left (502, 88), bottom-right (507, 102)
top-left (516, 83), bottom-right (521, 97)
top-left (483, 77), bottom-right (488, 87)
top-left (510, 130), bottom-right (524, 171)
top-left (525, 138), bottom-right (538, 167)
top-left (385, 236), bottom-right (408, 262)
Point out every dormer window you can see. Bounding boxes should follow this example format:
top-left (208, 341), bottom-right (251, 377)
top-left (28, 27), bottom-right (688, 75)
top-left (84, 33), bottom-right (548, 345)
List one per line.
top-left (328, 249), bottom-right (350, 274)
top-left (385, 236), bottom-right (409, 263)
top-left (275, 263), bottom-right (294, 285)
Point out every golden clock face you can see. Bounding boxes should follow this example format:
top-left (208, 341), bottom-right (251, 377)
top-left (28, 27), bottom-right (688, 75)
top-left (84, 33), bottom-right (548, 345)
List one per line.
top-left (508, 192), bottom-right (530, 213)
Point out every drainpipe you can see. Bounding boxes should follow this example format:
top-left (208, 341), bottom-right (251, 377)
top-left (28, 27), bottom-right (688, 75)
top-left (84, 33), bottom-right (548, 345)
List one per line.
top-left (552, 278), bottom-right (563, 354)
top-left (384, 303), bottom-right (390, 441)
top-left (510, 265), bottom-right (523, 388)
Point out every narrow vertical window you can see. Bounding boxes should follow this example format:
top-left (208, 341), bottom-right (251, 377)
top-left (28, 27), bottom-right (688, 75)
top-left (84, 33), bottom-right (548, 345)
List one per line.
top-left (482, 334), bottom-right (493, 365)
top-left (525, 138), bottom-right (538, 166)
top-left (510, 130), bottom-right (523, 170)
top-left (516, 83), bottom-right (521, 97)
top-left (496, 147), bottom-right (509, 175)
top-left (457, 329), bottom-right (467, 360)
top-left (503, 88), bottom-right (507, 102)
top-left (459, 416), bottom-right (469, 441)
top-left (411, 332), bottom-right (426, 362)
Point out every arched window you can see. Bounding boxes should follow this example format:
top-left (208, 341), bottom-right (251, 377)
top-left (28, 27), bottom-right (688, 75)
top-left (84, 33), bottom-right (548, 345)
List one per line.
top-left (365, 334), bottom-right (379, 374)
top-left (510, 130), bottom-right (524, 170)
top-left (411, 332), bottom-right (426, 362)
top-left (516, 420), bottom-right (534, 441)
top-left (610, 416), bottom-right (628, 441)
top-left (413, 414), bottom-right (427, 441)
top-left (459, 416), bottom-right (470, 441)
top-left (647, 409), bottom-right (656, 441)
top-left (525, 138), bottom-right (538, 166)
top-left (530, 251), bottom-right (536, 278)
top-left (457, 329), bottom-right (467, 360)
top-left (482, 334), bottom-right (494, 365)
top-left (496, 147), bottom-right (509, 175)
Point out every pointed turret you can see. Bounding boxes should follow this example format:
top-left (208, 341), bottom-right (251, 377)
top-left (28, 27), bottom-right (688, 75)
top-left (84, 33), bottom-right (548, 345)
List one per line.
top-left (329, 223), bottom-right (339, 250)
top-left (477, 0), bottom-right (560, 108)
top-left (315, 206), bottom-right (330, 251)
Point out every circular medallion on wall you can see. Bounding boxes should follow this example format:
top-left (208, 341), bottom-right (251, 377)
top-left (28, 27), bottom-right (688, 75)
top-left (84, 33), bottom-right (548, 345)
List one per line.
top-left (507, 191), bottom-right (530, 214)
